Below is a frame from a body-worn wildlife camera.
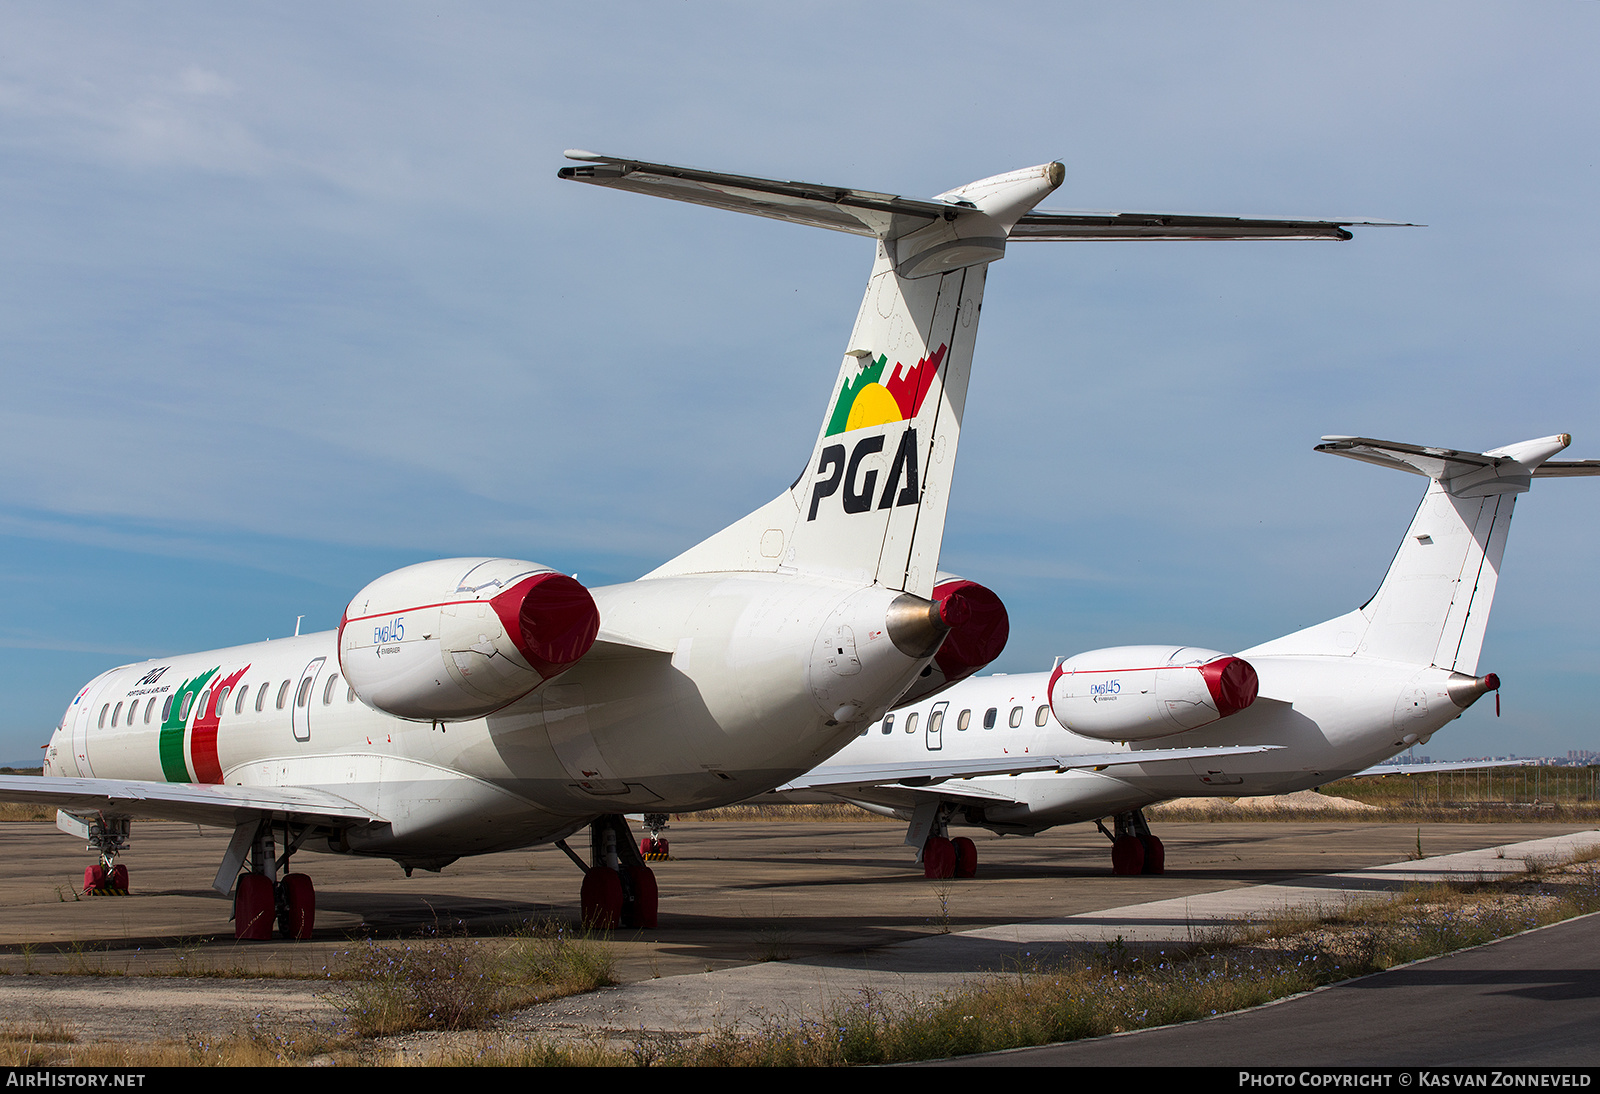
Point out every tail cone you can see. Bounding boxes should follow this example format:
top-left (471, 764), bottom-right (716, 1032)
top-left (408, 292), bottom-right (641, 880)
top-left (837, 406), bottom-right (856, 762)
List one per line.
top-left (1447, 671), bottom-right (1500, 710)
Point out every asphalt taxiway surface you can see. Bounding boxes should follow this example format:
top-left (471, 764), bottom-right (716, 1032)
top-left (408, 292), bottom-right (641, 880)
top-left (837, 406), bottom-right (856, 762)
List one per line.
top-left (0, 819), bottom-right (1594, 1058)
top-left (928, 910), bottom-right (1600, 1067)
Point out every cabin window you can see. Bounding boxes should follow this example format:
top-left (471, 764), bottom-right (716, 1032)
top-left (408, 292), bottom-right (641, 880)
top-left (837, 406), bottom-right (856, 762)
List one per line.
top-left (983, 707), bottom-right (997, 730)
top-left (144, 699), bottom-right (155, 725)
top-left (881, 714), bottom-right (894, 735)
top-left (276, 681), bottom-right (291, 710)
top-left (1010, 706), bottom-right (1023, 728)
top-left (98, 704), bottom-right (108, 729)
top-left (197, 689), bottom-right (211, 718)
top-left (905, 712), bottom-right (919, 734)
top-left (957, 709), bottom-right (971, 731)
top-left (346, 685), bottom-right (357, 703)
top-left (216, 686), bottom-right (231, 715)
top-left (323, 675), bottom-right (339, 705)
top-left (111, 702), bottom-right (122, 727)
top-left (295, 678), bottom-right (312, 709)
top-left (257, 685), bottom-right (269, 713)
top-left (235, 685), bottom-right (249, 715)
top-left (928, 709), bottom-right (944, 734)
top-left (162, 695), bottom-right (174, 721)
top-left (1036, 704), bottom-right (1049, 727)
top-left (179, 692), bottom-right (195, 721)
top-left (126, 699), bottom-right (139, 724)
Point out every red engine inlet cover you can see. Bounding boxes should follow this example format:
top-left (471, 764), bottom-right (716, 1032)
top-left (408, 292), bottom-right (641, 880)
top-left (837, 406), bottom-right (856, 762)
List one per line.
top-left (490, 573), bottom-right (602, 680)
top-left (931, 579), bottom-right (1010, 682)
top-left (1199, 656), bottom-right (1259, 719)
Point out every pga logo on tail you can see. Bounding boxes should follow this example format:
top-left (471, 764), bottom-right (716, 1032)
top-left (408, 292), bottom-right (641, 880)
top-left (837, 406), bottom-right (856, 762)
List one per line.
top-left (807, 344), bottom-right (945, 521)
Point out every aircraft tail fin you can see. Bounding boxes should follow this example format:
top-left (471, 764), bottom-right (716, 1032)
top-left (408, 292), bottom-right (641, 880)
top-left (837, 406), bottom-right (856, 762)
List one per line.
top-left (558, 153), bottom-right (1383, 596)
top-left (1245, 434), bottom-right (1599, 671)
top-left (563, 155), bottom-right (1064, 596)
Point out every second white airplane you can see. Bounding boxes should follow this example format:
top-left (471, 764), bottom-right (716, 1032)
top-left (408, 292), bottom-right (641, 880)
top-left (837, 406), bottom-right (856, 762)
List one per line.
top-left (771, 433), bottom-right (1599, 877)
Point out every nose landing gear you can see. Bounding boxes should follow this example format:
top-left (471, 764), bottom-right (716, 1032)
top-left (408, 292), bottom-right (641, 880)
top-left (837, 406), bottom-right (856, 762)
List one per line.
top-left (63, 814), bottom-right (131, 896)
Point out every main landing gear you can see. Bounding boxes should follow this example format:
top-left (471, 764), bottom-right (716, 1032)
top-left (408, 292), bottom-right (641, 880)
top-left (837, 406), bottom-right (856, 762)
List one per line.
top-left (229, 819), bottom-right (317, 941)
top-left (555, 814), bottom-right (658, 930)
top-left (918, 805), bottom-right (978, 880)
top-left (70, 815), bottom-right (131, 896)
top-left (1097, 809), bottom-right (1164, 876)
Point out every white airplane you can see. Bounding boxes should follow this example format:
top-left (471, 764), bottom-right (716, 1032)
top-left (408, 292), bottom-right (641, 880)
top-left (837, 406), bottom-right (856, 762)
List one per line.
top-left (771, 434), bottom-right (1599, 878)
top-left (0, 153), bottom-right (1388, 939)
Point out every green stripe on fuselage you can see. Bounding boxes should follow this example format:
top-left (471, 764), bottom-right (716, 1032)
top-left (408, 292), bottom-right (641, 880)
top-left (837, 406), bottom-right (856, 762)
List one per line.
top-left (159, 667), bottom-right (217, 782)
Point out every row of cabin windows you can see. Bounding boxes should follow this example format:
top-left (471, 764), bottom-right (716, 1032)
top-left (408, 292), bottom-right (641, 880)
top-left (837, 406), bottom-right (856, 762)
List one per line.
top-left (99, 674), bottom-right (358, 728)
top-left (871, 703), bottom-right (1051, 736)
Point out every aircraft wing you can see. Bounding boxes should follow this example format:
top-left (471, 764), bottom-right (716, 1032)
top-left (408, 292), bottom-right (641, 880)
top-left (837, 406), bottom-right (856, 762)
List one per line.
top-left (776, 744), bottom-right (1281, 793)
top-left (0, 775), bottom-right (383, 829)
top-left (1353, 759), bottom-right (1536, 777)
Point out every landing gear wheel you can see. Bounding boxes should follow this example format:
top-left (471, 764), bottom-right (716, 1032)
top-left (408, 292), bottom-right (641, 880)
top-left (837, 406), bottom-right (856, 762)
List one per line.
top-left (234, 874), bottom-right (275, 940)
top-left (1111, 835), bottom-right (1146, 876)
top-left (1139, 835), bottom-right (1165, 875)
top-left (278, 873), bottom-right (316, 940)
top-left (82, 864), bottom-right (105, 892)
top-left (110, 864), bottom-right (129, 892)
top-left (951, 836), bottom-right (978, 878)
top-left (654, 837), bottom-right (669, 857)
top-left (580, 867), bottom-right (624, 930)
top-left (623, 865), bottom-right (659, 929)
top-left (923, 836), bottom-right (956, 879)
top-left (639, 837), bottom-right (654, 858)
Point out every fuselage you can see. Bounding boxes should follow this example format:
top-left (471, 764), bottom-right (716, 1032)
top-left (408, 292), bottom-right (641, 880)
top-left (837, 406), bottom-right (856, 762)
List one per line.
top-left (823, 652), bottom-right (1479, 833)
top-left (44, 571), bottom-right (937, 867)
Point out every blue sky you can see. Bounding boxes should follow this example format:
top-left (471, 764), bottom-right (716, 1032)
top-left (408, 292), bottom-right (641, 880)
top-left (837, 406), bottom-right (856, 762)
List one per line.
top-left (1, 3), bottom-right (1596, 764)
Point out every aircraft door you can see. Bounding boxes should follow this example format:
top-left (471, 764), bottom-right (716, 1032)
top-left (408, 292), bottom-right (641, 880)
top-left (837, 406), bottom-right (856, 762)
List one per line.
top-left (926, 701), bottom-right (948, 751)
top-left (70, 673), bottom-right (114, 778)
top-left (292, 657), bottom-right (326, 742)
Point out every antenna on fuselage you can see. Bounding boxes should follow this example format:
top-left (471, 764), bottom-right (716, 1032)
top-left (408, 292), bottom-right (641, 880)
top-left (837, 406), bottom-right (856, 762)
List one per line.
top-left (294, 615), bottom-right (303, 637)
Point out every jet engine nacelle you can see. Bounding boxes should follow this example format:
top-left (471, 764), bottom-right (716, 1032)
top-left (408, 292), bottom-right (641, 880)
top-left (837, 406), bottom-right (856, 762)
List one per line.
top-left (1048, 645), bottom-right (1259, 741)
top-left (339, 558), bottom-right (601, 722)
top-left (894, 574), bottom-right (1011, 707)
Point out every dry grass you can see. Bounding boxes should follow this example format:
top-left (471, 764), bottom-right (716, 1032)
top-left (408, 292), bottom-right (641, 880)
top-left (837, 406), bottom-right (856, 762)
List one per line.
top-left (1148, 794), bottom-right (1600, 824)
top-left (0, 1023), bottom-right (358, 1067)
top-left (0, 801), bottom-right (55, 822)
top-left (327, 919), bottom-right (617, 1037)
top-left (675, 802), bottom-right (890, 822)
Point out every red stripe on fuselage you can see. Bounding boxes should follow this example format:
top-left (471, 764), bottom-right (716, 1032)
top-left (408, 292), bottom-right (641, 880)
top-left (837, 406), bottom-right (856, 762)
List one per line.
top-left (190, 665), bottom-right (249, 784)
